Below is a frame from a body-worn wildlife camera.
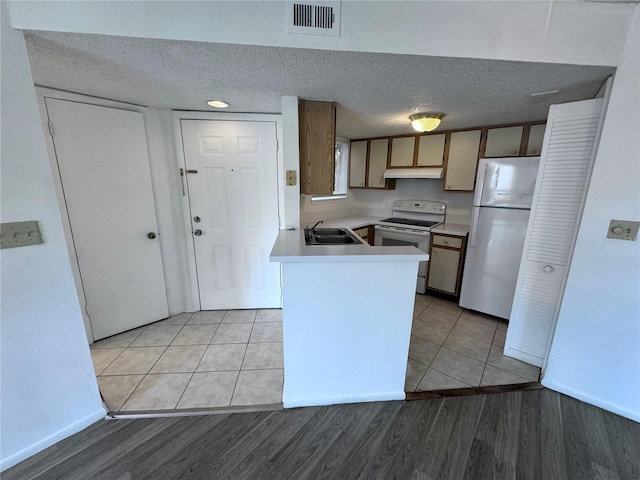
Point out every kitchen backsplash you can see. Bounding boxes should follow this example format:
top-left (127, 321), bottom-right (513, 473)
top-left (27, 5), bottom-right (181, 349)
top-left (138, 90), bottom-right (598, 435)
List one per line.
top-left (300, 179), bottom-right (474, 226)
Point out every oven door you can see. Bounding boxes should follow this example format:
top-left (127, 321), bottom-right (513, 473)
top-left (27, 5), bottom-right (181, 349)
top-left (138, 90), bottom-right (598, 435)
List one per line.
top-left (374, 226), bottom-right (430, 294)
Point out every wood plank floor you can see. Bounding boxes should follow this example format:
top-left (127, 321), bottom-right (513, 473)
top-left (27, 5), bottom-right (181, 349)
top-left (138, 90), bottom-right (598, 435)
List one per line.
top-left (5, 389), bottom-right (639, 480)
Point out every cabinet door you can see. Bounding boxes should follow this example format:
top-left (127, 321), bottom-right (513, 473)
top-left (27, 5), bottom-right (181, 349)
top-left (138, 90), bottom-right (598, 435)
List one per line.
top-left (484, 126), bottom-right (524, 157)
top-left (390, 136), bottom-right (416, 167)
top-left (298, 99), bottom-right (336, 195)
top-left (417, 134), bottom-right (446, 166)
top-left (445, 130), bottom-right (481, 191)
top-left (367, 138), bottom-right (389, 188)
top-left (427, 246), bottom-right (461, 294)
top-left (349, 140), bottom-right (367, 188)
top-left (526, 124), bottom-right (546, 156)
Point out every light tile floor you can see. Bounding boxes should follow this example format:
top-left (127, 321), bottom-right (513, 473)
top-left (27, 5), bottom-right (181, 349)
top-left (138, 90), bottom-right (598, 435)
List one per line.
top-left (406, 294), bottom-right (541, 392)
top-left (90, 309), bottom-right (283, 413)
top-left (91, 298), bottom-right (539, 410)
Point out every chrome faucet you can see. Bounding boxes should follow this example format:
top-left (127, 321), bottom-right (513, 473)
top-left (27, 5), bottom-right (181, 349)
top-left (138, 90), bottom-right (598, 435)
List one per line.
top-left (305, 220), bottom-right (323, 240)
top-left (310, 220), bottom-right (324, 231)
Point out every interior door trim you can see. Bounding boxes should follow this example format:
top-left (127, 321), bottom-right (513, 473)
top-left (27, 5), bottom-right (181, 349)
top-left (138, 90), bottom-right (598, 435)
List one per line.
top-left (172, 111), bottom-right (285, 312)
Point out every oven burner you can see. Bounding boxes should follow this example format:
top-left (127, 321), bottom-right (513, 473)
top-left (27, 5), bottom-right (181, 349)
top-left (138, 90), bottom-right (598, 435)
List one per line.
top-left (380, 217), bottom-right (440, 228)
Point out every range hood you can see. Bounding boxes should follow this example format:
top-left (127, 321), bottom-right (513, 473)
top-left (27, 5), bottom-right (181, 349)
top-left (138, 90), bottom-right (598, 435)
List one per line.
top-left (383, 167), bottom-right (443, 179)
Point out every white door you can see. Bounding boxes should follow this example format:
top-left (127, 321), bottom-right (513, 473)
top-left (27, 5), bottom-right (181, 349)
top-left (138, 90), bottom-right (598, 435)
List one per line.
top-left (181, 120), bottom-right (281, 310)
top-left (45, 98), bottom-right (168, 340)
top-left (506, 98), bottom-right (604, 367)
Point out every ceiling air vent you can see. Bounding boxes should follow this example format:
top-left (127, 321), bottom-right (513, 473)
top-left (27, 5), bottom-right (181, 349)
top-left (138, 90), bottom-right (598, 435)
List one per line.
top-left (287, 1), bottom-right (341, 37)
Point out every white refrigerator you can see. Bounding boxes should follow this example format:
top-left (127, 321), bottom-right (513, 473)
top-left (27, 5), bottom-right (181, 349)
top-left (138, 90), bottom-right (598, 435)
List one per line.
top-left (459, 157), bottom-right (540, 319)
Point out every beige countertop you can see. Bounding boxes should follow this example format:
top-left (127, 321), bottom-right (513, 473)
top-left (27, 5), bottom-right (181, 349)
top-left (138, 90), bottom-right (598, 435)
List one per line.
top-left (270, 229), bottom-right (428, 263)
top-left (320, 215), bottom-right (386, 230)
top-left (432, 222), bottom-right (470, 236)
top-left (313, 215), bottom-right (469, 236)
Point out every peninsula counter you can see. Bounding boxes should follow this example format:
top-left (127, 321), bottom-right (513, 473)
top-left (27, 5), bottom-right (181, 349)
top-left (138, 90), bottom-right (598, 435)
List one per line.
top-left (270, 229), bottom-right (428, 408)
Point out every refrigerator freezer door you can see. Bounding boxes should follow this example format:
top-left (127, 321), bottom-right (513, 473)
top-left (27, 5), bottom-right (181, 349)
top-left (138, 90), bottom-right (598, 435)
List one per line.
top-left (459, 206), bottom-right (531, 319)
top-left (476, 157), bottom-right (540, 208)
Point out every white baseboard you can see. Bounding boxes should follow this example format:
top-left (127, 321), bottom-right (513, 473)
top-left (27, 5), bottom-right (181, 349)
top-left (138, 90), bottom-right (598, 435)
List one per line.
top-left (542, 378), bottom-right (640, 422)
top-left (283, 390), bottom-right (405, 408)
top-left (0, 407), bottom-right (107, 472)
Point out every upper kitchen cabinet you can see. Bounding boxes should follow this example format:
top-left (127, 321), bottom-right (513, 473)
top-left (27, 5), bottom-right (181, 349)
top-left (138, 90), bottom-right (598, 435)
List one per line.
top-left (349, 138), bottom-right (395, 190)
top-left (350, 120), bottom-right (544, 192)
top-left (526, 123), bottom-right (546, 156)
top-left (484, 125), bottom-right (524, 157)
top-left (368, 138), bottom-right (391, 188)
top-left (444, 129), bottom-right (482, 191)
top-left (389, 136), bottom-right (417, 167)
top-left (417, 133), bottom-right (446, 166)
top-left (298, 99), bottom-right (336, 195)
top-left (388, 133), bottom-right (446, 168)
top-left (348, 140), bottom-right (367, 188)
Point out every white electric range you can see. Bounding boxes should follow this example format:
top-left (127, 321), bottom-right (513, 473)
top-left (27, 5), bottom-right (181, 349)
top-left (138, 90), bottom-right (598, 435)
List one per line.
top-left (374, 200), bottom-right (446, 293)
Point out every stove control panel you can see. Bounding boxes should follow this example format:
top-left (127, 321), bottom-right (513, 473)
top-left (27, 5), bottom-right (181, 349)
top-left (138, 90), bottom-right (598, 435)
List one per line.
top-left (392, 200), bottom-right (446, 214)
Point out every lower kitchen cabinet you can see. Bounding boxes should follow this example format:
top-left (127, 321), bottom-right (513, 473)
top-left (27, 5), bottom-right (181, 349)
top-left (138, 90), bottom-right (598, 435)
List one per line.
top-left (426, 233), bottom-right (467, 296)
top-left (352, 225), bottom-right (375, 245)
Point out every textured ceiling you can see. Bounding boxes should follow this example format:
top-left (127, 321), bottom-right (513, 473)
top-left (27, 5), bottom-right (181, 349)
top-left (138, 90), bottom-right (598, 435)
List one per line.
top-left (24, 31), bottom-right (615, 139)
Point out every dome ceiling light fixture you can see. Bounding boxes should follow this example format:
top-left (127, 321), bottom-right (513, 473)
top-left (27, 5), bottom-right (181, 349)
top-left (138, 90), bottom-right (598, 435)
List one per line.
top-left (409, 113), bottom-right (444, 132)
top-left (207, 100), bottom-right (229, 108)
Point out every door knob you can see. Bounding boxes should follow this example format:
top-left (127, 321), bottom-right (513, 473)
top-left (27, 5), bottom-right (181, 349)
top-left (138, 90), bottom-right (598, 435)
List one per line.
top-left (194, 229), bottom-right (202, 236)
top-left (147, 232), bottom-right (157, 239)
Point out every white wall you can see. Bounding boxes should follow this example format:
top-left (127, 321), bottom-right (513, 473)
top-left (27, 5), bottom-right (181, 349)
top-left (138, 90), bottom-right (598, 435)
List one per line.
top-left (542, 7), bottom-right (640, 422)
top-left (281, 96), bottom-right (301, 229)
top-left (7, 1), bottom-right (633, 67)
top-left (0, 4), bottom-right (105, 471)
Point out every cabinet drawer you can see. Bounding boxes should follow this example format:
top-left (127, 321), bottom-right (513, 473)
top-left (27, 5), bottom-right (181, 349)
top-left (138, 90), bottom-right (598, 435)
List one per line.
top-left (432, 235), bottom-right (463, 248)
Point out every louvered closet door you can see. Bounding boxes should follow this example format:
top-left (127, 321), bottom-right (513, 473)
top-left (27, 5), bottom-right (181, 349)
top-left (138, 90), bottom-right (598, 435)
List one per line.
top-left (505, 98), bottom-right (604, 367)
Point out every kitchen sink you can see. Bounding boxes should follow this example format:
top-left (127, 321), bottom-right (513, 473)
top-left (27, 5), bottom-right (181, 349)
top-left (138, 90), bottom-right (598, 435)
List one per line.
top-left (304, 228), bottom-right (364, 246)
top-left (314, 235), bottom-right (359, 244)
top-left (312, 228), bottom-right (348, 236)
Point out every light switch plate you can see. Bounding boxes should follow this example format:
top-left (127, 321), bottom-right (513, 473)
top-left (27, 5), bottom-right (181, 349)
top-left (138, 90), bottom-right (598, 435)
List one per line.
top-left (606, 219), bottom-right (639, 241)
top-left (1, 221), bottom-right (43, 248)
top-left (286, 170), bottom-right (297, 186)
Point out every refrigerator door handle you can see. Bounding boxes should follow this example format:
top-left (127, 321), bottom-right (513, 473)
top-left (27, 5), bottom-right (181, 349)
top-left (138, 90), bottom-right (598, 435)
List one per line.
top-left (473, 161), bottom-right (489, 206)
top-left (469, 206), bottom-right (480, 248)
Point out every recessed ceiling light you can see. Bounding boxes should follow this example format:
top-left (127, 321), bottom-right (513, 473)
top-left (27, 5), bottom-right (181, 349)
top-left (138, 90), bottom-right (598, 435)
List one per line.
top-left (207, 100), bottom-right (229, 108)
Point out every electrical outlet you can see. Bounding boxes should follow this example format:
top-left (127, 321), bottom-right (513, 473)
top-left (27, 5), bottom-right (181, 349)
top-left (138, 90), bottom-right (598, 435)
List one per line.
top-left (606, 220), bottom-right (639, 241)
top-left (286, 170), bottom-right (297, 186)
top-left (0, 221), bottom-right (43, 249)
